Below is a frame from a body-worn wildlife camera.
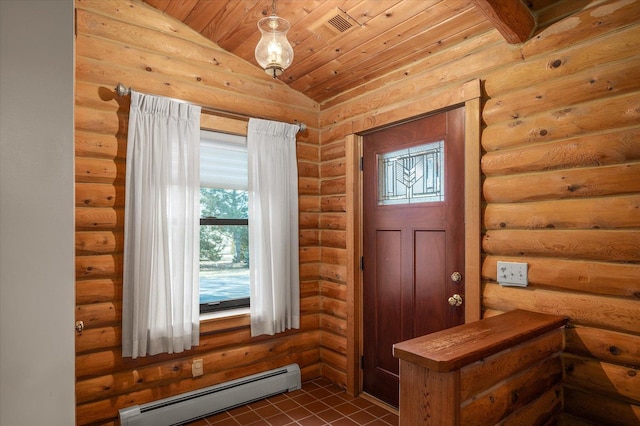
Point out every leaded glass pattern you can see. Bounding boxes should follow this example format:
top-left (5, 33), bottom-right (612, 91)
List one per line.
top-left (378, 141), bottom-right (444, 205)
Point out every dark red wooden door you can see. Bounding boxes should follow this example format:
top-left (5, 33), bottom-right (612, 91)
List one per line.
top-left (362, 107), bottom-right (465, 407)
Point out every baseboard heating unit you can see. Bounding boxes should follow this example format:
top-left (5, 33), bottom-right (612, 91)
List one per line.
top-left (119, 363), bottom-right (301, 426)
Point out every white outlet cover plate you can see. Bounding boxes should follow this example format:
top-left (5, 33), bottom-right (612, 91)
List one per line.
top-left (192, 359), bottom-right (204, 377)
top-left (497, 261), bottom-right (528, 287)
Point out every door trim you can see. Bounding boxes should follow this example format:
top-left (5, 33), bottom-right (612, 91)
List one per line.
top-left (345, 79), bottom-right (482, 396)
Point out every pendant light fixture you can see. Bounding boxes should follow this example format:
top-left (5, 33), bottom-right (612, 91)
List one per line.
top-left (255, 0), bottom-right (294, 78)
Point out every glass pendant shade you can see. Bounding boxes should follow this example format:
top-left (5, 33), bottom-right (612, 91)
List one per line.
top-left (255, 15), bottom-right (294, 78)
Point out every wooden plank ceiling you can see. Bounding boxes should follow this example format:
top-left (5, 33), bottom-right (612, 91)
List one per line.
top-left (142, 0), bottom-right (544, 105)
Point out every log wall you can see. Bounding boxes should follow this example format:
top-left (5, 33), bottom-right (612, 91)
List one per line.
top-left (74, 1), bottom-right (321, 424)
top-left (317, 0), bottom-right (640, 423)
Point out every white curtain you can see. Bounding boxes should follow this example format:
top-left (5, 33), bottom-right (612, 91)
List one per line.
top-left (122, 91), bottom-right (201, 358)
top-left (248, 118), bottom-right (300, 336)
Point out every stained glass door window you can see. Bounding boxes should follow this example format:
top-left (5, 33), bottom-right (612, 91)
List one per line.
top-left (378, 141), bottom-right (444, 205)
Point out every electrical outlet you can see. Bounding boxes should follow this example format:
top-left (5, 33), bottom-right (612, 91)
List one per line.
top-left (192, 358), bottom-right (204, 377)
top-left (497, 261), bottom-right (528, 287)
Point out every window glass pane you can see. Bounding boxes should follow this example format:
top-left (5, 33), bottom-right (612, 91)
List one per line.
top-left (199, 130), bottom-right (250, 312)
top-left (199, 224), bottom-right (249, 305)
top-left (378, 141), bottom-right (444, 205)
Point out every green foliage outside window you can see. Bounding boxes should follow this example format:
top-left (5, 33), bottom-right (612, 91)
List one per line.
top-left (199, 188), bottom-right (249, 264)
top-left (199, 226), bottom-right (224, 261)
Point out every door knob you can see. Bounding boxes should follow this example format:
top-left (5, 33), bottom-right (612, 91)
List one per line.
top-left (451, 271), bottom-right (462, 282)
top-left (448, 294), bottom-right (463, 307)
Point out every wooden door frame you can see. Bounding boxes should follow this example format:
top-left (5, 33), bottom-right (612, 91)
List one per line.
top-left (344, 79), bottom-right (482, 396)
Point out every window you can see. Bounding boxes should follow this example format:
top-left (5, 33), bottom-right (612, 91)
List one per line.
top-left (378, 141), bottom-right (444, 205)
top-left (199, 130), bottom-right (249, 314)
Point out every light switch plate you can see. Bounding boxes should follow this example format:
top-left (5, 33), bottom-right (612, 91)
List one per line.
top-left (497, 261), bottom-right (528, 287)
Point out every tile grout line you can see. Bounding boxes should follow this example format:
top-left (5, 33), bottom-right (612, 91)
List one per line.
top-left (196, 378), bottom-right (398, 426)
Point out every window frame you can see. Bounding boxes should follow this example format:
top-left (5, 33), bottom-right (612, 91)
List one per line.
top-left (199, 130), bottom-right (250, 315)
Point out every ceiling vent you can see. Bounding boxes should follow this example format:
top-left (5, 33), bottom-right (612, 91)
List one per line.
top-left (328, 13), bottom-right (353, 33)
top-left (311, 8), bottom-right (359, 40)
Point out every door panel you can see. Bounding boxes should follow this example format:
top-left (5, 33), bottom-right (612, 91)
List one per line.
top-left (362, 107), bottom-right (465, 407)
top-left (374, 230), bottom-right (402, 375)
top-left (414, 230), bottom-right (447, 337)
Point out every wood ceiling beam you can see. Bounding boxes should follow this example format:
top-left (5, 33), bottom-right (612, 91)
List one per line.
top-left (471, 0), bottom-right (536, 44)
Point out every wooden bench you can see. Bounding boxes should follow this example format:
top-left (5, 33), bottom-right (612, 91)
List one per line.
top-left (393, 309), bottom-right (567, 425)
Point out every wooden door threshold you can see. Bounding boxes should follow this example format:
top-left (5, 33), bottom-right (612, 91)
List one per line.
top-left (359, 392), bottom-right (399, 416)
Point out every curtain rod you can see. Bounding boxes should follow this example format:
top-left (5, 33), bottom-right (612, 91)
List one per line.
top-left (114, 83), bottom-right (307, 133)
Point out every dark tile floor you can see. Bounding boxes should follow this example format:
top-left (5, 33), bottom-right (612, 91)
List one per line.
top-left (184, 377), bottom-right (399, 425)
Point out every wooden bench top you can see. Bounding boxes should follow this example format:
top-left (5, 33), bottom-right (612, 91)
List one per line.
top-left (393, 309), bottom-right (567, 372)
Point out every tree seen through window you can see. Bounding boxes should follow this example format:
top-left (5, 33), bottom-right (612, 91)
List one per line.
top-left (199, 188), bottom-right (250, 311)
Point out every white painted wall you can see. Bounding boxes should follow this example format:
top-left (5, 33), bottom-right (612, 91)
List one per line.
top-left (0, 1), bottom-right (75, 424)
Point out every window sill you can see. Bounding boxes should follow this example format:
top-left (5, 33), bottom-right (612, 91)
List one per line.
top-left (200, 307), bottom-right (250, 335)
top-left (201, 307), bottom-right (249, 321)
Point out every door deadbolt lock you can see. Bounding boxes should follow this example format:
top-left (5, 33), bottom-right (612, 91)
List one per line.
top-left (75, 320), bottom-right (84, 334)
top-left (451, 271), bottom-right (462, 282)
top-left (448, 294), bottom-right (463, 307)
